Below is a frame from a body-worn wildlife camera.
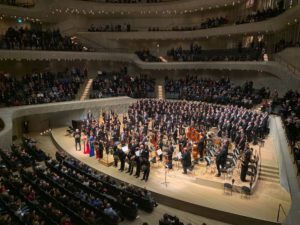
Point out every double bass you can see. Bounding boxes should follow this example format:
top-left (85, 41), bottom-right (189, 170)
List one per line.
top-left (186, 126), bottom-right (201, 162)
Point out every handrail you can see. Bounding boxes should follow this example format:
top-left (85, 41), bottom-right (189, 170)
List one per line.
top-left (276, 203), bottom-right (287, 222)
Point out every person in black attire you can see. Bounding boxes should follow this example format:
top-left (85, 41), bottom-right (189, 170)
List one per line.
top-left (135, 152), bottom-right (141, 178)
top-left (197, 132), bottom-right (206, 161)
top-left (141, 157), bottom-right (150, 181)
top-left (141, 145), bottom-right (150, 160)
top-left (215, 141), bottom-right (229, 177)
top-left (181, 148), bottom-right (192, 174)
top-left (73, 129), bottom-right (81, 151)
top-left (240, 147), bottom-right (252, 181)
top-left (126, 148), bottom-right (136, 175)
top-left (166, 143), bottom-right (174, 169)
top-left (113, 145), bottom-right (119, 167)
top-left (98, 140), bottom-right (104, 159)
top-left (118, 148), bottom-right (126, 171)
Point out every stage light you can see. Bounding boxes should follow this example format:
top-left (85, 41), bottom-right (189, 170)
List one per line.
top-left (17, 18), bottom-right (23, 24)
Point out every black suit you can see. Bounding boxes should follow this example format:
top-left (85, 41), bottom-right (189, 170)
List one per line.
top-left (241, 148), bottom-right (252, 181)
top-left (216, 146), bottom-right (228, 176)
top-left (182, 151), bottom-right (192, 174)
top-left (118, 150), bottom-right (126, 171)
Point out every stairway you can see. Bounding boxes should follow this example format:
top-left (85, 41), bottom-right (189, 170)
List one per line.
top-left (79, 79), bottom-right (94, 101)
top-left (155, 79), bottom-right (165, 99)
top-left (259, 164), bottom-right (280, 183)
top-left (75, 79), bottom-right (88, 100)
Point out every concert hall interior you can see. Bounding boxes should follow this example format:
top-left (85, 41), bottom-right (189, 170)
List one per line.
top-left (0, 0), bottom-right (300, 225)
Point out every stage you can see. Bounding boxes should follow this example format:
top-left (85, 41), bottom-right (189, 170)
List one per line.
top-left (47, 126), bottom-right (290, 225)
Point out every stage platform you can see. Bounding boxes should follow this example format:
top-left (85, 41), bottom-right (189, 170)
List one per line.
top-left (49, 127), bottom-right (291, 225)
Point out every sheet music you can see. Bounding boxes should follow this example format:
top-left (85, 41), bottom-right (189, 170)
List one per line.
top-left (122, 146), bottom-right (129, 153)
top-left (157, 149), bottom-right (163, 156)
top-left (177, 152), bottom-right (182, 159)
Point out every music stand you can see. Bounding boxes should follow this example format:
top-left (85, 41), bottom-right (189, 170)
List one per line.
top-left (161, 163), bottom-right (170, 187)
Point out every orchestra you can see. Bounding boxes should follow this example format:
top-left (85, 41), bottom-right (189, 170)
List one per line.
top-left (76, 99), bottom-right (268, 183)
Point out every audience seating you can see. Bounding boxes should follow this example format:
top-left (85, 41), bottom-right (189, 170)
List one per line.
top-left (164, 76), bottom-right (268, 108)
top-left (90, 68), bottom-right (155, 99)
top-left (0, 68), bottom-right (87, 107)
top-left (167, 46), bottom-right (262, 62)
top-left (0, 27), bottom-right (84, 51)
top-left (272, 90), bottom-right (300, 175)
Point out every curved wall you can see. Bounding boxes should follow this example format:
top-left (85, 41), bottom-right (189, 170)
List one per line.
top-left (0, 49), bottom-right (299, 93)
top-left (0, 97), bottom-right (136, 150)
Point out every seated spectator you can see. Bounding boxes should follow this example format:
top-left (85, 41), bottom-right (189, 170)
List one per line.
top-left (90, 68), bottom-right (155, 99)
top-left (0, 27), bottom-right (84, 51)
top-left (167, 42), bottom-right (263, 62)
top-left (0, 68), bottom-right (87, 106)
top-left (104, 203), bottom-right (118, 219)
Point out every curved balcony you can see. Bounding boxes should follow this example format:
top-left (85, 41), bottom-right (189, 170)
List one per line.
top-left (0, 0), bottom-right (242, 18)
top-left (75, 4), bottom-right (300, 41)
top-left (0, 49), bottom-right (299, 92)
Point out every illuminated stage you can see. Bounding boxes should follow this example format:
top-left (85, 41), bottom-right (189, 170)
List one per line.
top-left (48, 126), bottom-right (290, 225)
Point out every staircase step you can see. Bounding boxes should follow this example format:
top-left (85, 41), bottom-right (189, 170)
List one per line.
top-left (260, 164), bottom-right (279, 171)
top-left (260, 168), bottom-right (279, 175)
top-left (259, 177), bottom-right (280, 183)
top-left (259, 172), bottom-right (280, 179)
top-left (80, 79), bottom-right (93, 101)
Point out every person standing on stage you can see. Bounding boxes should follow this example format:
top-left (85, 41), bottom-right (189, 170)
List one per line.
top-left (215, 140), bottom-right (229, 177)
top-left (98, 140), bottom-right (104, 159)
top-left (181, 148), bottom-right (192, 174)
top-left (118, 148), bottom-right (126, 172)
top-left (240, 147), bottom-right (252, 181)
top-left (126, 147), bottom-right (136, 175)
top-left (197, 132), bottom-right (206, 161)
top-left (83, 133), bottom-right (90, 154)
top-left (166, 143), bottom-right (174, 169)
top-left (74, 129), bottom-right (81, 151)
top-left (135, 150), bottom-right (142, 178)
top-left (113, 145), bottom-right (119, 167)
top-left (141, 157), bottom-right (150, 182)
top-left (89, 134), bottom-right (95, 157)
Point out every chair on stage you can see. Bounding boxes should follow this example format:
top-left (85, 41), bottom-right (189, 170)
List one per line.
top-left (224, 178), bottom-right (235, 195)
top-left (241, 181), bottom-right (253, 198)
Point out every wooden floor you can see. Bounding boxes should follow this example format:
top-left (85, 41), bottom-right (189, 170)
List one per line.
top-left (34, 127), bottom-right (291, 224)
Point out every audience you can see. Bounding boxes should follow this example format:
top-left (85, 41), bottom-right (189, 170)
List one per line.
top-left (164, 75), bottom-right (269, 108)
top-left (271, 90), bottom-right (300, 175)
top-left (88, 23), bottom-right (132, 32)
top-left (0, 27), bottom-right (84, 51)
top-left (0, 138), bottom-right (158, 225)
top-left (0, 67), bottom-right (87, 106)
top-left (90, 68), bottom-right (155, 99)
top-left (167, 42), bottom-right (263, 62)
top-left (235, 4), bottom-right (285, 25)
top-left (0, 0), bottom-right (34, 7)
top-left (277, 90), bottom-right (300, 147)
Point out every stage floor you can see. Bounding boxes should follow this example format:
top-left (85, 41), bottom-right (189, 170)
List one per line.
top-left (48, 127), bottom-right (290, 224)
